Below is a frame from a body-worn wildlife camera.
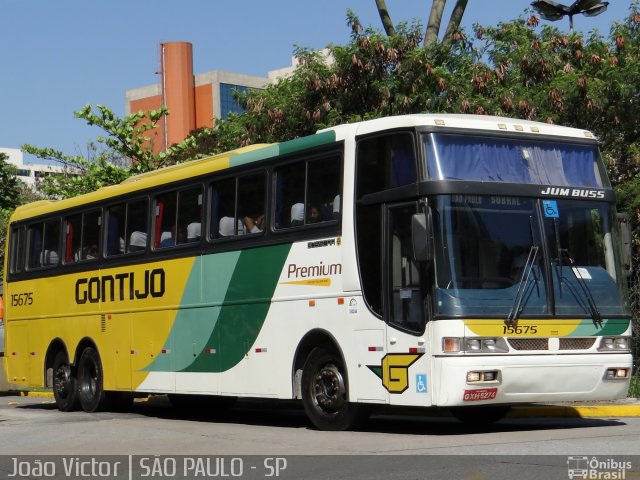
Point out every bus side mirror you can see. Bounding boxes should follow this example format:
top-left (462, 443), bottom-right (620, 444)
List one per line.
top-left (412, 213), bottom-right (433, 263)
top-left (617, 212), bottom-right (632, 276)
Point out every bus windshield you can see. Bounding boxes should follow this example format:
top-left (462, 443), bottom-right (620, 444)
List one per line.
top-left (424, 133), bottom-right (609, 188)
top-left (431, 195), bottom-right (629, 319)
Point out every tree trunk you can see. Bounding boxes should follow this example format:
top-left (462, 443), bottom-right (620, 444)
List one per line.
top-left (424, 0), bottom-right (447, 47)
top-left (375, 0), bottom-right (396, 36)
top-left (443, 0), bottom-right (468, 42)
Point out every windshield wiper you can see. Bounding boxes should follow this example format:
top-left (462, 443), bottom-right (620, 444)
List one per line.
top-left (506, 245), bottom-right (539, 325)
top-left (552, 219), bottom-right (602, 327)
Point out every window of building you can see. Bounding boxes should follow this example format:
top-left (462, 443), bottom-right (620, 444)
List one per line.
top-left (220, 83), bottom-right (251, 120)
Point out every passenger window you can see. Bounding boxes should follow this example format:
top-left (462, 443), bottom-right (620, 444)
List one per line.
top-left (106, 199), bottom-right (148, 256)
top-left (106, 204), bottom-right (126, 256)
top-left (81, 210), bottom-right (101, 260)
top-left (154, 187), bottom-right (203, 248)
top-left (178, 187), bottom-right (203, 244)
top-left (10, 226), bottom-right (25, 274)
top-left (64, 210), bottom-right (101, 263)
top-left (64, 214), bottom-right (82, 263)
top-left (238, 173), bottom-right (265, 235)
top-left (210, 173), bottom-right (265, 239)
top-left (211, 178), bottom-right (238, 238)
top-left (275, 155), bottom-right (341, 229)
top-left (126, 200), bottom-right (148, 253)
top-left (27, 219), bottom-right (60, 269)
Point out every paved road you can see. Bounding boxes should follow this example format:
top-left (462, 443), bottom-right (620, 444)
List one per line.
top-left (1, 394), bottom-right (639, 457)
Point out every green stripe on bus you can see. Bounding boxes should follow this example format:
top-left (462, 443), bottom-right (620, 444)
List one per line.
top-left (144, 252), bottom-right (242, 372)
top-left (182, 243), bottom-right (291, 373)
top-left (571, 318), bottom-right (630, 336)
top-left (229, 145), bottom-right (280, 167)
top-left (278, 131), bottom-right (336, 156)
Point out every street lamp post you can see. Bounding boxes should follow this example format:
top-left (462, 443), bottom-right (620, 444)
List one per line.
top-left (530, 0), bottom-right (609, 32)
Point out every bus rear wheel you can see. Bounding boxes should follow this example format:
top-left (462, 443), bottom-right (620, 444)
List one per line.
top-left (77, 347), bottom-right (110, 412)
top-left (52, 351), bottom-right (80, 412)
top-left (301, 346), bottom-right (369, 431)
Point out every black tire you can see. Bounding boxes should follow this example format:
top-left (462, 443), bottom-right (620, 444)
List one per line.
top-left (450, 405), bottom-right (511, 425)
top-left (301, 346), bottom-right (370, 431)
top-left (77, 347), bottom-right (110, 412)
top-left (52, 351), bottom-right (80, 412)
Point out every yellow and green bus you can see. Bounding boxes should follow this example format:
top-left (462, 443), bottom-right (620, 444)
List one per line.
top-left (3, 114), bottom-right (633, 430)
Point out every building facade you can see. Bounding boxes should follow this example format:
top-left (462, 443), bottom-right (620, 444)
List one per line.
top-left (125, 42), bottom-right (277, 154)
top-left (0, 148), bottom-right (65, 189)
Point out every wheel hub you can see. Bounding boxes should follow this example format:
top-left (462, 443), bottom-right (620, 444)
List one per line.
top-left (313, 364), bottom-right (346, 412)
top-left (54, 366), bottom-right (71, 398)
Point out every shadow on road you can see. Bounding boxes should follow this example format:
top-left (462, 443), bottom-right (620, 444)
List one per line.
top-left (11, 395), bottom-right (624, 435)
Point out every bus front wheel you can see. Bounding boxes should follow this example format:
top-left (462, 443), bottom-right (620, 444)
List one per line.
top-left (301, 346), bottom-right (369, 431)
top-left (77, 347), bottom-right (109, 412)
top-left (52, 351), bottom-right (79, 412)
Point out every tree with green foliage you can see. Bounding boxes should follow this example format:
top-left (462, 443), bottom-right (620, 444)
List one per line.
top-left (0, 152), bottom-right (29, 281)
top-left (0, 152), bottom-right (23, 212)
top-left (23, 105), bottom-right (198, 199)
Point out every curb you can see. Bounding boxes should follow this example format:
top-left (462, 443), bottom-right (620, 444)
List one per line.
top-left (510, 404), bottom-right (640, 418)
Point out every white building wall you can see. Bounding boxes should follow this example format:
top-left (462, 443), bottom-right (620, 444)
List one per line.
top-left (0, 147), bottom-right (65, 189)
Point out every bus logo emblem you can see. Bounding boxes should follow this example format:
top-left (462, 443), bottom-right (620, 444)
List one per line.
top-left (368, 353), bottom-right (422, 394)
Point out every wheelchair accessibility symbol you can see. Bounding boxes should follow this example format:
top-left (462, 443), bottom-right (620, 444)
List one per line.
top-left (543, 200), bottom-right (559, 218)
top-left (416, 374), bottom-right (428, 393)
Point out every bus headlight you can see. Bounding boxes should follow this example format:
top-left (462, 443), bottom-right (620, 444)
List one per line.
top-left (598, 337), bottom-right (630, 352)
top-left (604, 368), bottom-right (630, 380)
top-left (443, 337), bottom-right (509, 354)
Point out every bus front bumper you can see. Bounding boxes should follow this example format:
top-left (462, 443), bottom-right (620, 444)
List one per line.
top-left (432, 353), bottom-right (632, 407)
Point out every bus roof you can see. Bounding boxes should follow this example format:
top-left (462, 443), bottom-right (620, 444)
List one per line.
top-left (321, 113), bottom-right (597, 141)
top-left (10, 114), bottom-right (596, 222)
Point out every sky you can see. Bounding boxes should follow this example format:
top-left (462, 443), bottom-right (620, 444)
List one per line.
top-left (0, 0), bottom-right (633, 164)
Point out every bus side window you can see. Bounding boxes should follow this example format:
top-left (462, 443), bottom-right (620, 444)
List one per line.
top-left (155, 193), bottom-right (177, 248)
top-left (307, 156), bottom-right (341, 225)
top-left (106, 204), bottom-right (125, 256)
top-left (27, 224), bottom-right (43, 269)
top-left (210, 178), bottom-right (237, 238)
top-left (64, 214), bottom-right (82, 263)
top-left (27, 219), bottom-right (60, 269)
top-left (9, 226), bottom-right (25, 274)
top-left (238, 173), bottom-right (265, 235)
top-left (274, 155), bottom-right (341, 229)
top-left (42, 219), bottom-right (61, 266)
top-left (275, 163), bottom-right (305, 229)
top-left (126, 199), bottom-right (149, 253)
top-left (177, 187), bottom-right (203, 244)
top-left (81, 210), bottom-right (101, 260)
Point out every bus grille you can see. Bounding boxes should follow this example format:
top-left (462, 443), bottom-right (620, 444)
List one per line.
top-left (559, 337), bottom-right (596, 350)
top-left (508, 338), bottom-right (549, 350)
top-left (507, 337), bottom-right (596, 351)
